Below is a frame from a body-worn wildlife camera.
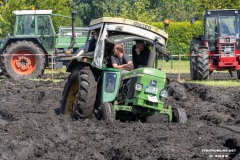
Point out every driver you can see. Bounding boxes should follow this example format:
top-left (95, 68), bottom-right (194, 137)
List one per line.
top-left (132, 40), bottom-right (150, 69)
top-left (220, 21), bottom-right (230, 36)
top-left (74, 29), bottom-right (100, 57)
top-left (111, 43), bottom-right (133, 71)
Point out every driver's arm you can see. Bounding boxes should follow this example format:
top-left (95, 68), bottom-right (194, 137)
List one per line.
top-left (112, 62), bottom-right (133, 71)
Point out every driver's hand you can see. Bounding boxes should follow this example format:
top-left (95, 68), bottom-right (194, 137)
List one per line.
top-left (72, 56), bottom-right (77, 59)
top-left (135, 48), bottom-right (140, 55)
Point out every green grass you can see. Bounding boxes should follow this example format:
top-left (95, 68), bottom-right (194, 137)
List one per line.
top-left (159, 60), bottom-right (190, 73)
top-left (185, 80), bottom-right (240, 87)
top-left (44, 68), bottom-right (67, 74)
top-left (29, 78), bottom-right (64, 83)
top-left (158, 60), bottom-right (240, 87)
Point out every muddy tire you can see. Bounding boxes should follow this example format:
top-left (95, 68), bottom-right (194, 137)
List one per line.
top-left (237, 70), bottom-right (240, 80)
top-left (172, 108), bottom-right (187, 124)
top-left (196, 49), bottom-right (209, 80)
top-left (75, 66), bottom-right (98, 119)
top-left (98, 102), bottom-right (115, 124)
top-left (2, 41), bottom-right (45, 79)
top-left (61, 65), bottom-right (82, 117)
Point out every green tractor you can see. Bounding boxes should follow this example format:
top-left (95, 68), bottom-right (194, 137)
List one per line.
top-left (0, 10), bottom-right (88, 79)
top-left (61, 17), bottom-right (187, 124)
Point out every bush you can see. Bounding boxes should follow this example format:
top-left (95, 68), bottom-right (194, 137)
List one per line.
top-left (152, 21), bottom-right (203, 59)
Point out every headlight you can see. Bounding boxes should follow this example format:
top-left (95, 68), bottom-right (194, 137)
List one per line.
top-left (135, 83), bottom-right (142, 91)
top-left (160, 89), bottom-right (168, 98)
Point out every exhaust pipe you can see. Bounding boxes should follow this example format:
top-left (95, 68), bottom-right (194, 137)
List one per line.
top-left (68, 11), bottom-right (76, 49)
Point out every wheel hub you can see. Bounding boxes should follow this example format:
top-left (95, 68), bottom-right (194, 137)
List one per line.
top-left (15, 56), bottom-right (32, 70)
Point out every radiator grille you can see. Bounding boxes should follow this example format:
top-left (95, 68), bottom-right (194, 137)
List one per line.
top-left (127, 77), bottom-right (138, 99)
top-left (221, 44), bottom-right (235, 57)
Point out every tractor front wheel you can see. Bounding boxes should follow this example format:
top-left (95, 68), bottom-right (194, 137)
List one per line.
top-left (97, 102), bottom-right (115, 124)
top-left (172, 108), bottom-right (187, 124)
top-left (2, 41), bottom-right (45, 79)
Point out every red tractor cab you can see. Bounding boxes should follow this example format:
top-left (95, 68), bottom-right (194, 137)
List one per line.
top-left (190, 9), bottom-right (240, 80)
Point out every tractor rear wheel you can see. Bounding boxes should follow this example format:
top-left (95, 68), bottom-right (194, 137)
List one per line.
top-left (196, 49), bottom-right (209, 80)
top-left (76, 66), bottom-right (98, 119)
top-left (172, 108), bottom-right (187, 124)
top-left (190, 39), bottom-right (201, 80)
top-left (190, 50), bottom-right (197, 80)
top-left (61, 65), bottom-right (82, 117)
top-left (2, 41), bottom-right (45, 79)
top-left (97, 102), bottom-right (115, 124)
top-left (237, 70), bottom-right (240, 80)
top-left (61, 65), bottom-right (98, 119)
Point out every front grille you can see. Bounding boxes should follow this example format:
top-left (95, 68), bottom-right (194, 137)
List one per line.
top-left (127, 77), bottom-right (138, 99)
top-left (221, 44), bottom-right (235, 57)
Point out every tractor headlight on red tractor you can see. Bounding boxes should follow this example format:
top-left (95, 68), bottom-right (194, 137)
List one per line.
top-left (135, 83), bottom-right (143, 91)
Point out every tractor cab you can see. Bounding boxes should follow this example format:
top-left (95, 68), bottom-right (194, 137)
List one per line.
top-left (13, 10), bottom-right (56, 51)
top-left (204, 10), bottom-right (240, 50)
top-left (70, 17), bottom-right (168, 69)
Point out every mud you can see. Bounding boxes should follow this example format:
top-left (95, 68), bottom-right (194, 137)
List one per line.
top-left (167, 72), bottom-right (238, 81)
top-left (0, 72), bottom-right (239, 160)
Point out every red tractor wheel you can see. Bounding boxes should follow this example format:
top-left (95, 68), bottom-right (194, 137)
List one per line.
top-left (2, 41), bottom-right (45, 79)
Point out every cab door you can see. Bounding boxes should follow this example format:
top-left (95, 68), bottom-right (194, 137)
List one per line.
top-left (37, 15), bottom-right (56, 53)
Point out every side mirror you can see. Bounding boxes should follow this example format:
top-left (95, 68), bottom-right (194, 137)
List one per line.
top-left (163, 19), bottom-right (170, 30)
top-left (190, 17), bottom-right (195, 25)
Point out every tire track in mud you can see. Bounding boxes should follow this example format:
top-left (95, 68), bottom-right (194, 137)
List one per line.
top-left (0, 73), bottom-right (239, 159)
top-left (167, 72), bottom-right (238, 81)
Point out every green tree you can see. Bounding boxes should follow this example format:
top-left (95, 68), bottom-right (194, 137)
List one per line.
top-left (92, 0), bottom-right (124, 17)
top-left (195, 0), bottom-right (240, 18)
top-left (0, 0), bottom-right (71, 37)
top-left (71, 0), bottom-right (125, 26)
top-left (119, 0), bottom-right (157, 23)
top-left (71, 0), bottom-right (96, 26)
top-left (148, 0), bottom-right (196, 22)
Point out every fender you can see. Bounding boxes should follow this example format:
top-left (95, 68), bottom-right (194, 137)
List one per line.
top-left (66, 58), bottom-right (81, 72)
top-left (0, 36), bottom-right (48, 54)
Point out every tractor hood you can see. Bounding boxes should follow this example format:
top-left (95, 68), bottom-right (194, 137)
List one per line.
top-left (121, 68), bottom-right (166, 80)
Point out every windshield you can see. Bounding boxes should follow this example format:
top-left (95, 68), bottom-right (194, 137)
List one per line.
top-left (105, 34), bottom-right (168, 68)
top-left (205, 16), bottom-right (240, 40)
top-left (16, 15), bottom-right (35, 35)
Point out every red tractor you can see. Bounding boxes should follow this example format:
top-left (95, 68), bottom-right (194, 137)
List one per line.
top-left (190, 9), bottom-right (240, 80)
